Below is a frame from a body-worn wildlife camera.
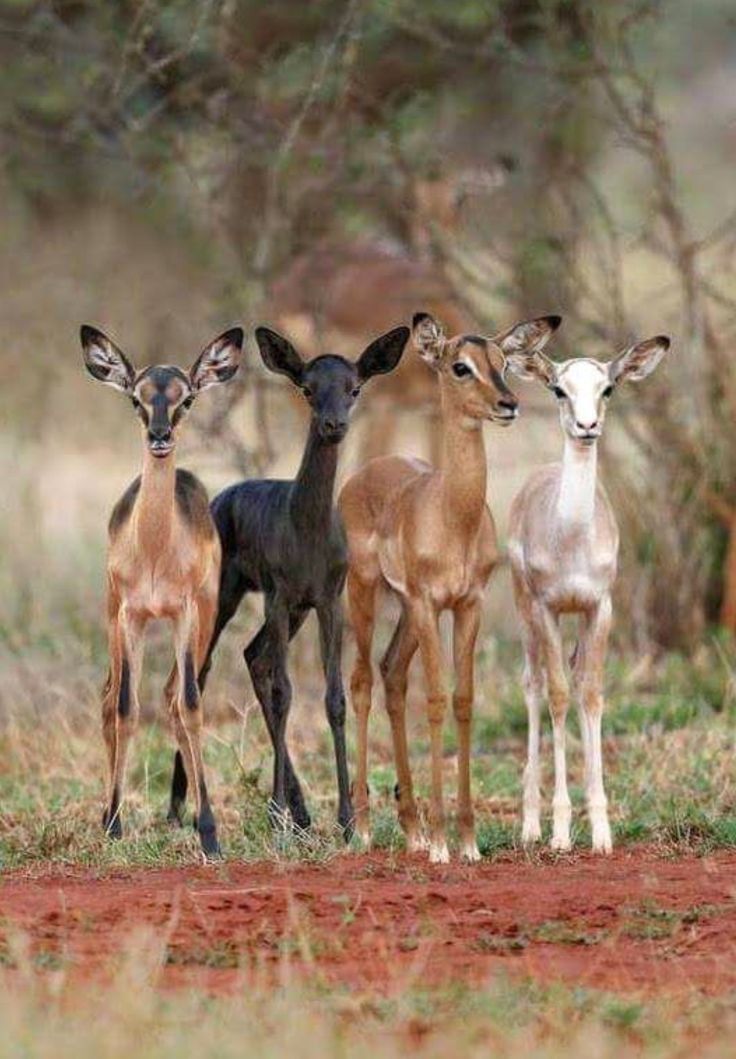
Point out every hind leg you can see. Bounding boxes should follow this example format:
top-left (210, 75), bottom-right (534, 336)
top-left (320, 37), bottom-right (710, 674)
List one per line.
top-left (167, 561), bottom-right (246, 823)
top-left (346, 569), bottom-right (378, 845)
top-left (381, 605), bottom-right (424, 853)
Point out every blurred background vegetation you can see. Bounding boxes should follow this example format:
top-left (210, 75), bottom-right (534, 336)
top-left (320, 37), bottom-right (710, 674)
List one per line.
top-left (0, 0), bottom-right (734, 700)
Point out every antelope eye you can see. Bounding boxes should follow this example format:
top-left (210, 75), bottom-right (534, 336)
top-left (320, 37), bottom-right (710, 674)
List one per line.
top-left (602, 384), bottom-right (614, 399)
top-left (552, 385), bottom-right (566, 400)
top-left (452, 362), bottom-right (472, 378)
top-left (351, 386), bottom-right (360, 398)
top-left (302, 385), bottom-right (312, 398)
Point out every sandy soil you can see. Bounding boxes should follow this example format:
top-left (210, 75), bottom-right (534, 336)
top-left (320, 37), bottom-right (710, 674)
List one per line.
top-left (2, 847), bottom-right (736, 996)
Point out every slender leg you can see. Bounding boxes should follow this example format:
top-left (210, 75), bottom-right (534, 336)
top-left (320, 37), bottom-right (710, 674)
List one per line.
top-left (380, 607), bottom-right (424, 851)
top-left (577, 595), bottom-right (613, 853)
top-left (167, 561), bottom-right (247, 821)
top-left (411, 598), bottom-right (449, 864)
top-left (534, 602), bottom-right (571, 851)
top-left (452, 596), bottom-right (482, 861)
top-left (244, 595), bottom-right (291, 828)
top-left (170, 602), bottom-right (220, 859)
top-left (245, 610), bottom-right (311, 828)
top-left (317, 596), bottom-right (354, 840)
top-left (346, 569), bottom-right (378, 845)
top-left (103, 605), bottom-right (145, 839)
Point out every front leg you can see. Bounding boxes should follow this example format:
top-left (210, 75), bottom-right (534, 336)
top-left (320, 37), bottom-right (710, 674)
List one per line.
top-left (576, 595), bottom-right (613, 853)
top-left (452, 596), bottom-right (482, 862)
top-left (533, 601), bottom-right (572, 851)
top-left (317, 596), bottom-right (354, 841)
top-left (411, 597), bottom-right (449, 864)
top-left (171, 603), bottom-right (220, 859)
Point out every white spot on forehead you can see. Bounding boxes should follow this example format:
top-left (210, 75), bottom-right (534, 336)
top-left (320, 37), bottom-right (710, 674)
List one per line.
top-left (557, 359), bottom-right (608, 392)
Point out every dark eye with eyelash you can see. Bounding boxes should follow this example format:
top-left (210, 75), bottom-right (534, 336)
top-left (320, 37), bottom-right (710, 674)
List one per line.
top-left (302, 385), bottom-right (312, 399)
top-left (602, 384), bottom-right (614, 399)
top-left (452, 362), bottom-right (472, 378)
top-left (552, 385), bottom-right (566, 399)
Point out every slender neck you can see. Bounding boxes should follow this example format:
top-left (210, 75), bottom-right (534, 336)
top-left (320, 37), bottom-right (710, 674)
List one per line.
top-left (556, 436), bottom-right (598, 531)
top-left (134, 446), bottom-right (177, 551)
top-left (438, 386), bottom-right (488, 531)
top-left (291, 419), bottom-right (339, 535)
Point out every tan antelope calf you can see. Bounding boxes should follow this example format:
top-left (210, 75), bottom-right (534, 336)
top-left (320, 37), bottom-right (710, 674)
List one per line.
top-left (339, 312), bottom-right (561, 862)
top-left (506, 334), bottom-right (670, 853)
top-left (81, 325), bottom-right (243, 858)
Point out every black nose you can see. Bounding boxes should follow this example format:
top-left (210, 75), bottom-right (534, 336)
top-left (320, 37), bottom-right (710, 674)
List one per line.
top-left (576, 419), bottom-right (598, 431)
top-left (149, 425), bottom-right (172, 442)
top-left (323, 416), bottom-right (347, 433)
top-left (499, 397), bottom-right (518, 413)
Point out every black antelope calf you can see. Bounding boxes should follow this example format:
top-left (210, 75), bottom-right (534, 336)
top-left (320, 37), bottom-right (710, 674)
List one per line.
top-left (506, 333), bottom-right (670, 853)
top-left (339, 312), bottom-right (561, 862)
top-left (81, 324), bottom-right (243, 858)
top-left (169, 325), bottom-right (409, 839)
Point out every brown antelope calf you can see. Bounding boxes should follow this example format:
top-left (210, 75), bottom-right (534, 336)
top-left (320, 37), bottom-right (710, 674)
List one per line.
top-left (506, 334), bottom-right (670, 853)
top-left (339, 312), bottom-right (561, 862)
top-left (81, 324), bottom-right (243, 858)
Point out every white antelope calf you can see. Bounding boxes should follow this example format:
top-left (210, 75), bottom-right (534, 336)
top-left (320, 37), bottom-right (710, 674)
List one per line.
top-left (506, 334), bottom-right (670, 853)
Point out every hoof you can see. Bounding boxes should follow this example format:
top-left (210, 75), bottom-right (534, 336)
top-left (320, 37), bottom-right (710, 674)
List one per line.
top-left (339, 815), bottom-right (355, 845)
top-left (199, 827), bottom-right (222, 861)
top-left (521, 818), bottom-right (542, 845)
top-left (429, 842), bottom-right (450, 865)
top-left (550, 834), bottom-right (572, 852)
top-left (102, 810), bottom-right (122, 840)
top-left (167, 804), bottom-right (185, 828)
top-left (460, 842), bottom-right (481, 863)
top-left (406, 833), bottom-right (430, 854)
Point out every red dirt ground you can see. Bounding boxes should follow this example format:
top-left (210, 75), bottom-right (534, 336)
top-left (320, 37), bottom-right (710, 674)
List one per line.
top-left (2, 847), bottom-right (736, 996)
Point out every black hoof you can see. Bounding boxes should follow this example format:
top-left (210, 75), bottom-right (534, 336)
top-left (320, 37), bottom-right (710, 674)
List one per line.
top-left (200, 830), bottom-right (222, 860)
top-left (290, 805), bottom-right (312, 832)
top-left (102, 809), bottom-right (122, 840)
top-left (394, 782), bottom-right (401, 802)
top-left (167, 803), bottom-right (185, 828)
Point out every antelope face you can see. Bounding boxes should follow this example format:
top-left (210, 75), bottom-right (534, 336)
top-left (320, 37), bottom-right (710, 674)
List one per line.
top-left (81, 325), bottom-right (243, 458)
top-left (411, 312), bottom-right (562, 428)
top-left (505, 334), bottom-right (671, 446)
top-left (131, 366), bottom-right (193, 458)
top-left (442, 333), bottom-right (519, 426)
top-left (255, 324), bottom-right (409, 444)
top-left (550, 359), bottom-right (613, 445)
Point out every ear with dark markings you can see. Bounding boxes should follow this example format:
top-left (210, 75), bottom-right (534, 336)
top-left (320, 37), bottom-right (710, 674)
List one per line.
top-left (411, 312), bottom-right (446, 371)
top-left (80, 325), bottom-right (136, 393)
top-left (498, 315), bottom-right (562, 386)
top-left (356, 326), bottom-right (410, 382)
top-left (255, 327), bottom-right (305, 386)
top-left (608, 335), bottom-right (670, 385)
top-left (190, 327), bottom-right (244, 392)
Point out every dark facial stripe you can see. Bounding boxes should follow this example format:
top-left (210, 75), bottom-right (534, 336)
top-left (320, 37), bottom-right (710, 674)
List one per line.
top-left (488, 363), bottom-right (514, 398)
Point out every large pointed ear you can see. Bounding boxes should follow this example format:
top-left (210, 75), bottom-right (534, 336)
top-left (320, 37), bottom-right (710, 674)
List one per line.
top-left (608, 335), bottom-right (670, 385)
top-left (190, 327), bottom-right (244, 392)
top-left (496, 315), bottom-right (561, 385)
top-left (80, 325), bottom-right (136, 392)
top-left (411, 312), bottom-right (446, 371)
top-left (255, 326), bottom-right (304, 386)
top-left (356, 326), bottom-right (410, 382)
